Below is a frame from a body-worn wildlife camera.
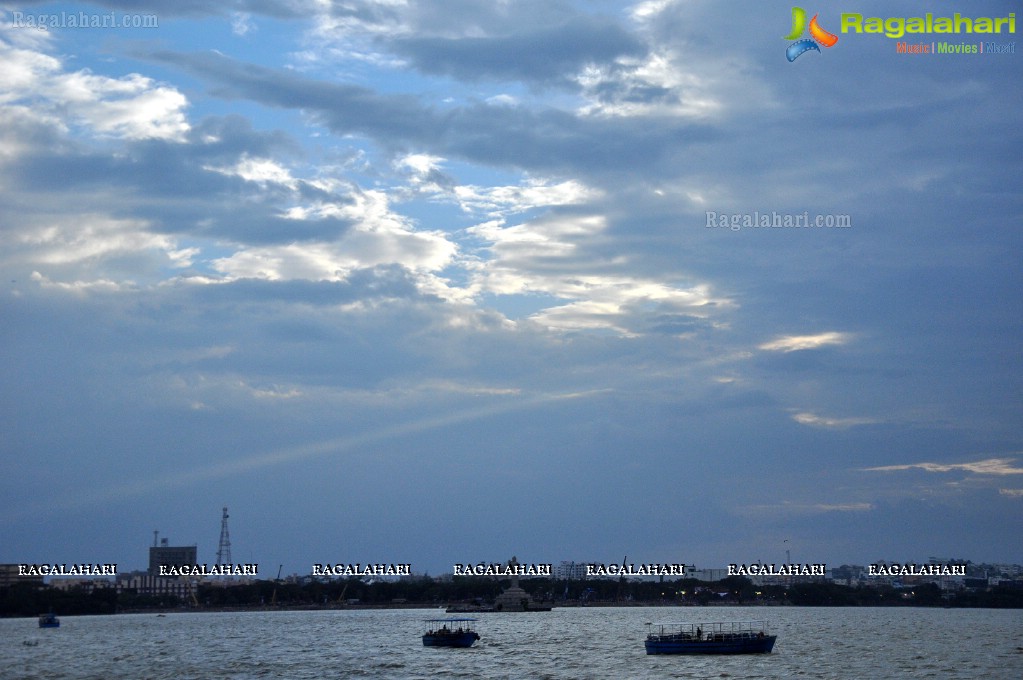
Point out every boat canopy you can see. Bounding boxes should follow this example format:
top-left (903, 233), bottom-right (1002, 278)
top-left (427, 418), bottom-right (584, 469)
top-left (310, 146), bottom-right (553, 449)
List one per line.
top-left (646, 620), bottom-right (769, 635)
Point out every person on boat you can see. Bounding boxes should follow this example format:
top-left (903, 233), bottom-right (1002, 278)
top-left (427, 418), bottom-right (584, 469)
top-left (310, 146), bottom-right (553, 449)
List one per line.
top-left (696, 626), bottom-right (702, 640)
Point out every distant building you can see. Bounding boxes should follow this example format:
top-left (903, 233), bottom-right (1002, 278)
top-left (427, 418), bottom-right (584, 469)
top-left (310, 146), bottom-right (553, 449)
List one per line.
top-left (149, 539), bottom-right (197, 577)
top-left (50, 578), bottom-right (114, 593)
top-left (554, 561), bottom-right (588, 580)
top-left (117, 570), bottom-right (194, 598)
top-left (689, 568), bottom-right (728, 582)
top-left (0, 564), bottom-right (44, 587)
top-left (830, 564), bottom-right (865, 586)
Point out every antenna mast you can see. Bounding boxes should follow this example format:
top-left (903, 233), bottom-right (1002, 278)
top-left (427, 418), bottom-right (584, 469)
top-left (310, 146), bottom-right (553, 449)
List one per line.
top-left (216, 506), bottom-right (232, 566)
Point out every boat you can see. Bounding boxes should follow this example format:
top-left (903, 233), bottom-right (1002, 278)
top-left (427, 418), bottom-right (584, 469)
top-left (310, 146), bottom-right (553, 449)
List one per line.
top-left (38, 612), bottom-right (60, 628)
top-left (422, 618), bottom-right (481, 648)
top-left (645, 620), bottom-right (776, 655)
top-left (445, 604), bottom-right (495, 613)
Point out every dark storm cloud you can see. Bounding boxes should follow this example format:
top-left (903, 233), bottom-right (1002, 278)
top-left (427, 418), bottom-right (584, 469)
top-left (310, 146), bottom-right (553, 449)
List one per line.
top-left (388, 15), bottom-right (646, 85)
top-left (148, 49), bottom-right (717, 175)
top-left (1, 115), bottom-right (357, 245)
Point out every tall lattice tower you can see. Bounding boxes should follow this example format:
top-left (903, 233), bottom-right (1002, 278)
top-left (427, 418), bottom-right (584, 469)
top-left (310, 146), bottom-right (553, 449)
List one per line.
top-left (216, 506), bottom-right (232, 566)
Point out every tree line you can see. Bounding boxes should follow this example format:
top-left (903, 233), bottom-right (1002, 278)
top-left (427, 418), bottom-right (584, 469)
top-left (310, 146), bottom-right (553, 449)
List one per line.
top-left (2, 575), bottom-right (1021, 617)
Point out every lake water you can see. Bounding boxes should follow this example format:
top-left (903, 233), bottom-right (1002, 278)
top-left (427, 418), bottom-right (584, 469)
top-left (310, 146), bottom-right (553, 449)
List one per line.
top-left (3, 606), bottom-right (1022, 679)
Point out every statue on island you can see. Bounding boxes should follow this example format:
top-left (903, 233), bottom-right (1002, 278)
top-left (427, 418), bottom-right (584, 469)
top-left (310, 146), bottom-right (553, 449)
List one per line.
top-left (493, 556), bottom-right (552, 612)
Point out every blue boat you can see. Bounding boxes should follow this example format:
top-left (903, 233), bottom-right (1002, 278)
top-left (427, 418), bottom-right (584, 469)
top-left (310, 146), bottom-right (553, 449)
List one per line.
top-left (38, 612), bottom-right (60, 628)
top-left (645, 620), bottom-right (776, 655)
top-left (422, 618), bottom-right (480, 648)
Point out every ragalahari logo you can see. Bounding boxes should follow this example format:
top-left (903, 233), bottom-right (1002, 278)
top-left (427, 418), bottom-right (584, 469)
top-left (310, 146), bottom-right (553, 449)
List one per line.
top-left (784, 7), bottom-right (839, 61)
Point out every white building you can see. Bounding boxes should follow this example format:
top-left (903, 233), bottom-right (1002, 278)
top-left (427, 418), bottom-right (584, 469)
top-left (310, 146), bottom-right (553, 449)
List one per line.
top-left (554, 561), bottom-right (589, 580)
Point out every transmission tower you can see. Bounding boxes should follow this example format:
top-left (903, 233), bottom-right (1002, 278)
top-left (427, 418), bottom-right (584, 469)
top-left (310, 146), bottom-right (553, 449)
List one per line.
top-left (216, 506), bottom-right (232, 566)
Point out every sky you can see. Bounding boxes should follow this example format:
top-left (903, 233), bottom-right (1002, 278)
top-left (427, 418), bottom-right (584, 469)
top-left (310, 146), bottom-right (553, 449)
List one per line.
top-left (0, 0), bottom-right (1020, 578)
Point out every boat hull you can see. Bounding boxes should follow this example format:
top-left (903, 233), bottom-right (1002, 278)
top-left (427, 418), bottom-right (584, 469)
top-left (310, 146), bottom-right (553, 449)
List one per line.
top-left (645, 635), bottom-right (776, 655)
top-left (422, 632), bottom-right (480, 648)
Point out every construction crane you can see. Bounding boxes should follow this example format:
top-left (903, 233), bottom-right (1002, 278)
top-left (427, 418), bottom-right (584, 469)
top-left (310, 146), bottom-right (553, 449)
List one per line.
top-left (337, 580), bottom-right (351, 606)
top-left (270, 560), bottom-right (282, 605)
top-left (616, 556), bottom-right (627, 603)
top-left (184, 577), bottom-right (199, 607)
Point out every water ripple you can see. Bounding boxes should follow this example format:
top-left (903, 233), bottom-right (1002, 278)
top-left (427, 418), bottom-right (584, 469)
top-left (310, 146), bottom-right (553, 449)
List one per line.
top-left (2, 607), bottom-right (1021, 679)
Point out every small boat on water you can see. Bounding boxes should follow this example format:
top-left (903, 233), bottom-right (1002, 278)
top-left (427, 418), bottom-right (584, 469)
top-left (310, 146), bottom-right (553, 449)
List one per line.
top-left (445, 605), bottom-right (496, 613)
top-left (38, 612), bottom-right (60, 628)
top-left (422, 618), bottom-right (481, 648)
top-left (645, 620), bottom-right (776, 655)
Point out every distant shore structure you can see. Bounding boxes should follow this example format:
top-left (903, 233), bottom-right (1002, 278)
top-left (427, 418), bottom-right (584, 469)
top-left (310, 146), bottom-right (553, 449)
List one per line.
top-left (148, 536), bottom-right (197, 577)
top-left (493, 556), bottom-right (552, 612)
top-left (216, 507), bottom-right (232, 567)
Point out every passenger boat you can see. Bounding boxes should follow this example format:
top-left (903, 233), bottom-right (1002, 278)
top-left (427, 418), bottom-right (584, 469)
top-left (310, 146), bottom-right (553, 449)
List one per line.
top-left (38, 612), bottom-right (60, 628)
top-left (422, 618), bottom-right (481, 648)
top-left (645, 620), bottom-right (776, 654)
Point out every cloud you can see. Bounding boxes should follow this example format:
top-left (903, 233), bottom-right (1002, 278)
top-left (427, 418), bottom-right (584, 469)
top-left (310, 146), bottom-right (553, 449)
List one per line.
top-left (0, 36), bottom-right (189, 141)
top-left (792, 412), bottom-right (879, 429)
top-left (2, 34), bottom-right (721, 327)
top-left (211, 191), bottom-right (457, 283)
top-left (390, 154), bottom-right (600, 217)
top-left (302, 0), bottom-right (597, 66)
top-left (388, 16), bottom-right (646, 86)
top-left (9, 0), bottom-right (316, 19)
top-left (759, 332), bottom-right (851, 353)
top-left (815, 503), bottom-right (873, 512)
top-left (231, 11), bottom-right (256, 36)
top-left (864, 458), bottom-right (1023, 476)
top-left (736, 501), bottom-right (874, 518)
top-left (467, 213), bottom-right (730, 333)
top-left (453, 179), bottom-right (600, 218)
top-left (17, 216), bottom-right (189, 267)
top-left (576, 49), bottom-right (722, 119)
top-left (146, 49), bottom-right (719, 177)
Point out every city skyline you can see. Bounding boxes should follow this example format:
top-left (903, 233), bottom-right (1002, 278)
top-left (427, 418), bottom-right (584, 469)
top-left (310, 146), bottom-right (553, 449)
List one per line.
top-left (1, 1), bottom-right (1021, 578)
top-left (7, 515), bottom-right (1020, 579)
